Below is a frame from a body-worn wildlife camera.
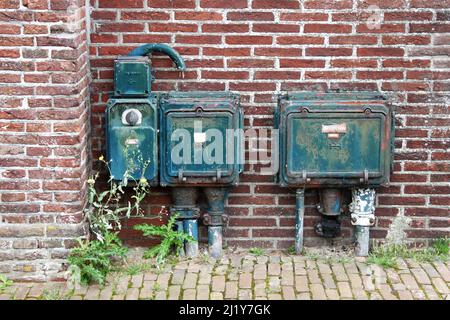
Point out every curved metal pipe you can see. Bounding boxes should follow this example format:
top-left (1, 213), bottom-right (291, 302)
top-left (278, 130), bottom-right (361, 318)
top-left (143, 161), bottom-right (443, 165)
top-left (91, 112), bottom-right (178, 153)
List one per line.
top-left (128, 43), bottom-right (186, 71)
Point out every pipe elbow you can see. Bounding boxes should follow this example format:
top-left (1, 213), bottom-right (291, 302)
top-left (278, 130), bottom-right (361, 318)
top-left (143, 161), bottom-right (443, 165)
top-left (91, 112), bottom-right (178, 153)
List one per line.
top-left (128, 43), bottom-right (186, 71)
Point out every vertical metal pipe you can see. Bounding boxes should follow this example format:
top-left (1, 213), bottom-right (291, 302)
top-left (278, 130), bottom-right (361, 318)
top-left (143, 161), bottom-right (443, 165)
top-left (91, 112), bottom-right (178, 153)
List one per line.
top-left (208, 226), bottom-right (222, 259)
top-left (350, 188), bottom-right (376, 257)
top-left (175, 220), bottom-right (185, 257)
top-left (204, 187), bottom-right (227, 259)
top-left (295, 188), bottom-right (305, 254)
top-left (171, 187), bottom-right (200, 258)
top-left (355, 226), bottom-right (370, 257)
top-left (315, 188), bottom-right (343, 238)
top-left (183, 219), bottom-right (199, 257)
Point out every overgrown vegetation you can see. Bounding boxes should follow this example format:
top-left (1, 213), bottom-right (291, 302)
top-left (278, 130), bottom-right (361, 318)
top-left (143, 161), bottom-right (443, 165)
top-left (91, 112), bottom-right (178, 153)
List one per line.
top-left (68, 231), bottom-right (127, 286)
top-left (0, 275), bottom-right (13, 292)
top-left (299, 247), bottom-right (352, 264)
top-left (368, 238), bottom-right (450, 269)
top-left (432, 238), bottom-right (449, 256)
top-left (84, 155), bottom-right (150, 242)
top-left (199, 252), bottom-right (213, 265)
top-left (134, 214), bottom-right (196, 266)
top-left (367, 245), bottom-right (400, 268)
top-left (286, 246), bottom-right (296, 255)
top-left (67, 154), bottom-right (151, 286)
top-left (39, 288), bottom-right (73, 300)
top-left (286, 246), bottom-right (308, 256)
top-left (125, 262), bottom-right (153, 276)
top-left (249, 247), bottom-right (265, 257)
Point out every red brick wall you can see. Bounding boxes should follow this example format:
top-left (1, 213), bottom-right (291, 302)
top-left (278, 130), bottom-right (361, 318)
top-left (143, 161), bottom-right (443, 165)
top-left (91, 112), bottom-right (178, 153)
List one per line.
top-left (89, 0), bottom-right (449, 249)
top-left (1, 1), bottom-right (447, 280)
top-left (0, 0), bottom-right (90, 281)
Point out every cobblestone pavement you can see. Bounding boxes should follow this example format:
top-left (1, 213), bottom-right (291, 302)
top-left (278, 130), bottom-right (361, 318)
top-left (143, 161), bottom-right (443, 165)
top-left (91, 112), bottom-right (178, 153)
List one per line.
top-left (1, 249), bottom-right (449, 300)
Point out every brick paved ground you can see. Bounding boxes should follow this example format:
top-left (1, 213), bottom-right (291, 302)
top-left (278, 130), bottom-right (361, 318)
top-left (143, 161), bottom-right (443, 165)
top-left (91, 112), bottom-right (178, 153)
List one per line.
top-left (1, 249), bottom-right (449, 300)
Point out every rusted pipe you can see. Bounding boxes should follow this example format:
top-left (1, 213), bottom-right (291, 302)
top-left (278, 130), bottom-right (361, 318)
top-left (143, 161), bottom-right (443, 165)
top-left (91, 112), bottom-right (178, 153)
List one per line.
top-left (204, 187), bottom-right (228, 259)
top-left (171, 187), bottom-right (200, 258)
top-left (315, 188), bottom-right (343, 238)
top-left (317, 188), bottom-right (343, 216)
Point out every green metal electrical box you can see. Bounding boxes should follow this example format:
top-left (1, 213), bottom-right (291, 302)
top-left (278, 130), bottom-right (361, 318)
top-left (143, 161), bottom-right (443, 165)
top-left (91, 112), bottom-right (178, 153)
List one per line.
top-left (159, 92), bottom-right (243, 187)
top-left (106, 97), bottom-right (158, 184)
top-left (113, 56), bottom-right (153, 97)
top-left (107, 55), bottom-right (158, 183)
top-left (278, 92), bottom-right (394, 188)
top-left (106, 43), bottom-right (186, 183)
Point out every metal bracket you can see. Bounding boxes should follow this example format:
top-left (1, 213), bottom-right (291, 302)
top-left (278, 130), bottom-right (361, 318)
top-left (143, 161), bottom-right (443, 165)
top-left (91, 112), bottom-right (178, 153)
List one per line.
top-left (359, 169), bottom-right (369, 184)
top-left (178, 169), bottom-right (187, 182)
top-left (212, 170), bottom-right (222, 182)
top-left (301, 170), bottom-right (311, 184)
top-left (170, 207), bottom-right (200, 220)
top-left (203, 212), bottom-right (227, 226)
top-left (195, 106), bottom-right (204, 117)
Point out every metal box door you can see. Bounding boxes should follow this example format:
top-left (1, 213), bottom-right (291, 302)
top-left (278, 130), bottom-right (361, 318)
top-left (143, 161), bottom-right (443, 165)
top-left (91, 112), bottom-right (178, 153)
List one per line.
top-left (166, 111), bottom-right (235, 177)
top-left (114, 57), bottom-right (152, 97)
top-left (106, 98), bottom-right (158, 183)
top-left (278, 92), bottom-right (393, 187)
top-left (159, 92), bottom-right (242, 186)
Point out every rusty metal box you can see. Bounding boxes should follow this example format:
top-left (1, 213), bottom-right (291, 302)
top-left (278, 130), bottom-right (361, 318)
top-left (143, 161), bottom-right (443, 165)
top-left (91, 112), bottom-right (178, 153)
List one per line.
top-left (113, 56), bottom-right (153, 97)
top-left (277, 92), bottom-right (394, 188)
top-left (106, 97), bottom-right (158, 184)
top-left (159, 92), bottom-right (243, 187)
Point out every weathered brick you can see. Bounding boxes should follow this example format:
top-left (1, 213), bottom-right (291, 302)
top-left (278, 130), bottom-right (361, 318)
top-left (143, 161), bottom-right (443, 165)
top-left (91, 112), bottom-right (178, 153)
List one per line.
top-left (228, 12), bottom-right (274, 21)
top-left (304, 24), bottom-right (352, 33)
top-left (182, 273), bottom-right (198, 289)
top-left (225, 281), bottom-right (238, 299)
top-left (211, 275), bottom-right (226, 292)
top-left (0, 0), bottom-right (448, 280)
top-left (252, 0), bottom-right (299, 9)
top-left (151, 0), bottom-right (195, 8)
top-left (201, 0), bottom-right (246, 8)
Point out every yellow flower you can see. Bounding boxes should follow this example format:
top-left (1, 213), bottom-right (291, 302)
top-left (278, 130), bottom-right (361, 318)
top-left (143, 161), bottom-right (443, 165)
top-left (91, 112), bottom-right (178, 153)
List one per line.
top-left (139, 177), bottom-right (148, 185)
top-left (99, 155), bottom-right (104, 161)
top-left (87, 178), bottom-right (95, 185)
